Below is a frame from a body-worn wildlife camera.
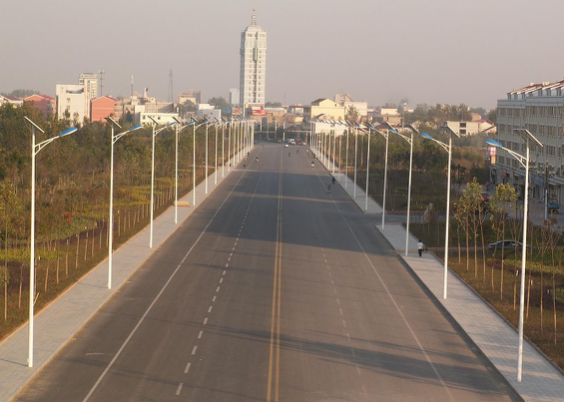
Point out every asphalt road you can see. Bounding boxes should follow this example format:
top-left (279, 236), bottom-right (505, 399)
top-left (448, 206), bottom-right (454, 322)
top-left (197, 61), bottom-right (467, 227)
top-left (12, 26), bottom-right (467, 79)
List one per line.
top-left (15, 142), bottom-right (520, 402)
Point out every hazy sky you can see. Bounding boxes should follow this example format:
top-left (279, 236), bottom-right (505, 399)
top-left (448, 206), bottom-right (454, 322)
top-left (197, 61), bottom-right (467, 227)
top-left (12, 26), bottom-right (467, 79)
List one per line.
top-left (2, 0), bottom-right (564, 109)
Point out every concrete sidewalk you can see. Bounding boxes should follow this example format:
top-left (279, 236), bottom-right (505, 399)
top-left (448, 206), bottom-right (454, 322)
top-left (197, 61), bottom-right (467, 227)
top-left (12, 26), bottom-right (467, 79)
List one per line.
top-left (0, 148), bottom-right (254, 402)
top-left (316, 149), bottom-right (564, 402)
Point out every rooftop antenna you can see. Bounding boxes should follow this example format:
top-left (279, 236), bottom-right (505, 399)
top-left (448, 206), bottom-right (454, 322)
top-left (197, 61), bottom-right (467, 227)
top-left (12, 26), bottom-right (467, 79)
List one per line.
top-left (251, 8), bottom-right (257, 25)
top-left (131, 75), bottom-right (134, 97)
top-left (99, 70), bottom-right (105, 96)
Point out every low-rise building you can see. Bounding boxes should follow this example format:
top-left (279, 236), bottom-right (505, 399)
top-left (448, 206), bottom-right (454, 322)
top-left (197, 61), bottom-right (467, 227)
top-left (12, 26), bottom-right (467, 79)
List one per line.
top-left (304, 98), bottom-right (346, 122)
top-left (196, 104), bottom-right (221, 120)
top-left (24, 94), bottom-right (55, 118)
top-left (0, 95), bottom-right (23, 107)
top-left (56, 84), bottom-right (88, 122)
top-left (344, 101), bottom-right (368, 118)
top-left (441, 120), bottom-right (495, 136)
top-left (178, 90), bottom-right (201, 105)
top-left (264, 107), bottom-right (286, 124)
top-left (140, 111), bottom-right (180, 126)
top-left (91, 96), bottom-right (121, 123)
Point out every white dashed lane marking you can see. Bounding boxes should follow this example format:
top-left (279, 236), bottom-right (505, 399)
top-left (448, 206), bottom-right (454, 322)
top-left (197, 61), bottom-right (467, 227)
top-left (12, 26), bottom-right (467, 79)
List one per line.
top-left (191, 346), bottom-right (198, 355)
top-left (176, 383), bottom-right (183, 396)
top-left (184, 362), bottom-right (191, 374)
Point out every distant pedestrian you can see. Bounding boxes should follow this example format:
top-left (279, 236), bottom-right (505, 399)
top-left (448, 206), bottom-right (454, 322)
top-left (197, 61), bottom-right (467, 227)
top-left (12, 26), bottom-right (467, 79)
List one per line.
top-left (332, 176), bottom-right (336, 185)
top-left (418, 239), bottom-right (424, 257)
top-left (326, 184), bottom-right (331, 194)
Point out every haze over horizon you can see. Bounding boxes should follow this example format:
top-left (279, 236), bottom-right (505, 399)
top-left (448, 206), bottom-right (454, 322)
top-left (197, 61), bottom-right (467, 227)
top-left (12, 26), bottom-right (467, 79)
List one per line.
top-left (2, 0), bottom-right (564, 109)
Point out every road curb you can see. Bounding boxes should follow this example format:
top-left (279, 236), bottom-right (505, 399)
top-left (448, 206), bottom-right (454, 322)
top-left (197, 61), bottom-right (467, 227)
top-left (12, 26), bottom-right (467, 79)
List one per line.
top-left (391, 246), bottom-right (526, 402)
top-left (3, 148), bottom-right (254, 402)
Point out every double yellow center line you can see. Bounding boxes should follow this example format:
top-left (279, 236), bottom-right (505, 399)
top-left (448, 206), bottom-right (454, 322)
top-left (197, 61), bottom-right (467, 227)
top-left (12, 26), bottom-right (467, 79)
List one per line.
top-left (266, 153), bottom-right (283, 402)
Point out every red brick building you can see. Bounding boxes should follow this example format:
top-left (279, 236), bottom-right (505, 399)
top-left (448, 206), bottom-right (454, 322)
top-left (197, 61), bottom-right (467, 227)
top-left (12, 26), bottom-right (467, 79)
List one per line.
top-left (90, 96), bottom-right (121, 122)
top-left (24, 94), bottom-right (55, 118)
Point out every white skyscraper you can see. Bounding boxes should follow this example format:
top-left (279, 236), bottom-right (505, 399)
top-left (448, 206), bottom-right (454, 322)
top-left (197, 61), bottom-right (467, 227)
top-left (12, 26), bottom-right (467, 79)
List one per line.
top-left (239, 12), bottom-right (267, 112)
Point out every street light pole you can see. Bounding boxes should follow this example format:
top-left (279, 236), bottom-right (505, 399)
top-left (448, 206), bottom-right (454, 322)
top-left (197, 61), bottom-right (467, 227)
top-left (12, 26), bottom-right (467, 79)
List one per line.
top-left (222, 120), bottom-right (226, 178)
top-left (150, 122), bottom-right (156, 247)
top-left (193, 120), bottom-right (197, 206)
top-left (25, 117), bottom-right (78, 368)
top-left (486, 130), bottom-right (543, 383)
top-left (214, 121), bottom-right (218, 185)
top-left (172, 118), bottom-right (195, 224)
top-left (390, 124), bottom-right (417, 256)
top-left (365, 126), bottom-right (371, 211)
top-left (383, 130), bottom-right (389, 228)
top-left (148, 118), bottom-right (176, 248)
top-left (205, 122), bottom-right (209, 194)
top-left (518, 137), bottom-right (530, 382)
top-left (333, 125), bottom-right (337, 176)
top-left (373, 125), bottom-right (393, 226)
top-left (345, 126), bottom-right (349, 188)
top-left (228, 119), bottom-right (232, 172)
top-left (175, 124), bottom-right (179, 223)
top-left (106, 118), bottom-right (142, 289)
top-left (353, 125), bottom-right (358, 197)
top-left (421, 128), bottom-right (459, 298)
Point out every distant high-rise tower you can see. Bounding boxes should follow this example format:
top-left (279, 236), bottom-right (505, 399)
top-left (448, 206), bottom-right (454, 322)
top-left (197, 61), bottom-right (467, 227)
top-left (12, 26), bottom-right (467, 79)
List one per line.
top-left (168, 70), bottom-right (174, 103)
top-left (79, 73), bottom-right (98, 101)
top-left (239, 10), bottom-right (267, 113)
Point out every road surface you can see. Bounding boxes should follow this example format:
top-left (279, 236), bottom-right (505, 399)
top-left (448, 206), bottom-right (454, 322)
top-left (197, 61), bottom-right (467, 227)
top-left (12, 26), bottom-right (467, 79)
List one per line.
top-left (15, 143), bottom-right (519, 402)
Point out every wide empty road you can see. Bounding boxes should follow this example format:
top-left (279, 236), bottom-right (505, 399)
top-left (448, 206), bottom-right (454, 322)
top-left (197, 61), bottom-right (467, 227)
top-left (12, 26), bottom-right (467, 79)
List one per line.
top-left (15, 143), bottom-right (519, 402)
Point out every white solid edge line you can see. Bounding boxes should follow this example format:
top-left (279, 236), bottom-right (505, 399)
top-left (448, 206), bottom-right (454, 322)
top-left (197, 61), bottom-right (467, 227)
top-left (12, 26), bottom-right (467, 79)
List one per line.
top-left (82, 166), bottom-right (249, 402)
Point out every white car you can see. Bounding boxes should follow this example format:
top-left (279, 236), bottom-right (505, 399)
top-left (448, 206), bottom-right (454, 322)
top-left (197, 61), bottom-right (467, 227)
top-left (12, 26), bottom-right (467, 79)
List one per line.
top-left (284, 144), bottom-right (289, 148)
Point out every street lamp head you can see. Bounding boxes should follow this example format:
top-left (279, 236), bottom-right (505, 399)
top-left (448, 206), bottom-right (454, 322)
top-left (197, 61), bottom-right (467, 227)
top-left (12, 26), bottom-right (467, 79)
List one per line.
top-left (444, 126), bottom-right (461, 139)
top-left (420, 133), bottom-right (434, 140)
top-left (485, 138), bottom-right (503, 148)
top-left (513, 128), bottom-right (544, 148)
top-left (59, 127), bottom-right (78, 137)
top-left (406, 123), bottom-right (420, 135)
top-left (129, 125), bottom-right (143, 132)
top-left (166, 122), bottom-right (177, 127)
top-left (172, 116), bottom-right (182, 124)
top-left (382, 122), bottom-right (396, 131)
top-left (105, 117), bottom-right (122, 129)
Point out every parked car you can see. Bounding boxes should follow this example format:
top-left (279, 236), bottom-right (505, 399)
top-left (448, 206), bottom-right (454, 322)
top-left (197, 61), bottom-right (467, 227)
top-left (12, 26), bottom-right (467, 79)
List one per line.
top-left (481, 192), bottom-right (490, 202)
top-left (488, 240), bottom-right (523, 250)
top-left (297, 141), bottom-right (302, 145)
top-left (284, 144), bottom-right (289, 148)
